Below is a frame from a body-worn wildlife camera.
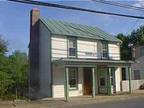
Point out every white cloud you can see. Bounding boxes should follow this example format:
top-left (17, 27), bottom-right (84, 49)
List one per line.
top-left (133, 0), bottom-right (144, 7)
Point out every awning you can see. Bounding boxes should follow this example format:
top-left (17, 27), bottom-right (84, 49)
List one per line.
top-left (52, 58), bottom-right (134, 67)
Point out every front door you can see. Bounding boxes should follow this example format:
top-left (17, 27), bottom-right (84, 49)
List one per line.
top-left (83, 68), bottom-right (92, 95)
top-left (98, 68), bottom-right (108, 94)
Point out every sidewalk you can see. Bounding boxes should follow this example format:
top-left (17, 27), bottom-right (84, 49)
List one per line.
top-left (1, 90), bottom-right (144, 108)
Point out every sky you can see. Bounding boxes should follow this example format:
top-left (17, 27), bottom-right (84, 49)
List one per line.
top-left (0, 0), bottom-right (144, 55)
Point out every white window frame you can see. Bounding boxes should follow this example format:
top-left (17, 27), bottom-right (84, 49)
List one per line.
top-left (68, 67), bottom-right (78, 90)
top-left (68, 37), bottom-right (77, 58)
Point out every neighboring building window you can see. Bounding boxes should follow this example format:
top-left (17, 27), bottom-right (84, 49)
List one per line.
top-left (68, 37), bottom-right (77, 57)
top-left (102, 42), bottom-right (108, 59)
top-left (134, 70), bottom-right (141, 80)
top-left (68, 67), bottom-right (78, 89)
top-left (140, 47), bottom-right (144, 56)
top-left (122, 68), bottom-right (126, 80)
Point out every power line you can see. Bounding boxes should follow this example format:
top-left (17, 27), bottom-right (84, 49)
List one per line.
top-left (8, 0), bottom-right (144, 19)
top-left (92, 0), bottom-right (144, 12)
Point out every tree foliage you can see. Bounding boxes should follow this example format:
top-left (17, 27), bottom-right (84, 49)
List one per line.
top-left (0, 37), bottom-right (28, 100)
top-left (117, 26), bottom-right (144, 60)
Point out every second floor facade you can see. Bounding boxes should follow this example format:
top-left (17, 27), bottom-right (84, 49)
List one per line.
top-left (39, 18), bottom-right (121, 61)
top-left (52, 35), bottom-right (120, 60)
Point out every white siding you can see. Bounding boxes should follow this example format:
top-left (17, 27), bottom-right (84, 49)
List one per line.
top-left (115, 67), bottom-right (121, 92)
top-left (52, 65), bottom-right (83, 98)
top-left (109, 43), bottom-right (120, 60)
top-left (77, 39), bottom-right (97, 59)
top-left (52, 36), bottom-right (67, 58)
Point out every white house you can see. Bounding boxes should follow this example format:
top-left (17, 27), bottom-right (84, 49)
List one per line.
top-left (29, 9), bottom-right (133, 100)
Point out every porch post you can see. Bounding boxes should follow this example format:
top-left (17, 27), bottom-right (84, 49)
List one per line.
top-left (65, 67), bottom-right (69, 101)
top-left (92, 67), bottom-right (96, 98)
top-left (128, 67), bottom-right (132, 94)
top-left (108, 67), bottom-right (112, 95)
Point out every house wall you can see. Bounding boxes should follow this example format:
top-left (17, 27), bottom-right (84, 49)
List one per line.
top-left (39, 21), bottom-right (52, 98)
top-left (108, 43), bottom-right (120, 60)
top-left (77, 38), bottom-right (98, 59)
top-left (52, 64), bottom-right (83, 98)
top-left (52, 35), bottom-right (67, 58)
top-left (121, 80), bottom-right (144, 92)
top-left (115, 67), bottom-right (121, 92)
top-left (51, 35), bottom-right (120, 60)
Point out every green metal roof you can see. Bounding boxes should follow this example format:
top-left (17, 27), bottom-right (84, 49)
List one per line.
top-left (40, 18), bottom-right (121, 42)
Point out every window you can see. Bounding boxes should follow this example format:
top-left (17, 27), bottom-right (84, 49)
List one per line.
top-left (140, 47), bottom-right (144, 56)
top-left (68, 67), bottom-right (78, 89)
top-left (68, 38), bottom-right (77, 57)
top-left (121, 68), bottom-right (126, 80)
top-left (102, 42), bottom-right (108, 59)
top-left (100, 78), bottom-right (105, 86)
top-left (134, 70), bottom-right (141, 80)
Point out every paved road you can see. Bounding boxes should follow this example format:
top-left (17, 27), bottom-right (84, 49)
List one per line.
top-left (68, 97), bottom-right (144, 108)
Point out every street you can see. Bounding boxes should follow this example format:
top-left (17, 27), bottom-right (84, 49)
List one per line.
top-left (68, 97), bottom-right (144, 108)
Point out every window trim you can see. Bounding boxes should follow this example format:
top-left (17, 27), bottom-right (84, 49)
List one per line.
top-left (101, 41), bottom-right (109, 59)
top-left (67, 37), bottom-right (77, 58)
top-left (68, 67), bottom-right (78, 90)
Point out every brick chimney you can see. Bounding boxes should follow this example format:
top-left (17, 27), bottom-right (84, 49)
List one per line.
top-left (29, 8), bottom-right (40, 99)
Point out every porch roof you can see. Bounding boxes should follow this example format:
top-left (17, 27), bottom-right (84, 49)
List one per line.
top-left (52, 58), bottom-right (134, 67)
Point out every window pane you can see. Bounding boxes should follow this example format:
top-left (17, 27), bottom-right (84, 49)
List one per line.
top-left (100, 78), bottom-right (105, 86)
top-left (68, 38), bottom-right (77, 57)
top-left (68, 68), bottom-right (78, 89)
top-left (69, 48), bottom-right (76, 56)
top-left (102, 42), bottom-right (108, 58)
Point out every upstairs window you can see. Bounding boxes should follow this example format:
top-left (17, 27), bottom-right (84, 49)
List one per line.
top-left (102, 42), bottom-right (108, 59)
top-left (68, 37), bottom-right (77, 57)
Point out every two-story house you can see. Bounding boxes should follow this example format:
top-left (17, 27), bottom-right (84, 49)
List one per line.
top-left (29, 9), bottom-right (133, 100)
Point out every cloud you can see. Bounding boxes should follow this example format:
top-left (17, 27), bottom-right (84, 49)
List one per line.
top-left (133, 0), bottom-right (144, 7)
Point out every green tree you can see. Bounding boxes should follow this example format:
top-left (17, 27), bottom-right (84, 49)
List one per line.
top-left (117, 33), bottom-right (132, 60)
top-left (9, 51), bottom-right (28, 98)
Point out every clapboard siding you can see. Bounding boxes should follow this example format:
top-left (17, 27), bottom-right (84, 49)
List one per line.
top-left (52, 64), bottom-right (83, 98)
top-left (52, 36), bottom-right (67, 58)
top-left (77, 39), bottom-right (98, 59)
top-left (115, 67), bottom-right (121, 92)
top-left (108, 43), bottom-right (120, 60)
top-left (51, 36), bottom-right (120, 60)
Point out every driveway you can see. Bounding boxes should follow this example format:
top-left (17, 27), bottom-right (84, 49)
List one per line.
top-left (68, 97), bottom-right (144, 108)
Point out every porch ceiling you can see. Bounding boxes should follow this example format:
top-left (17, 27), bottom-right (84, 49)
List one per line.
top-left (52, 58), bottom-right (134, 67)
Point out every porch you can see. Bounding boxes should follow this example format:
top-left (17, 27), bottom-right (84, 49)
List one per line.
top-left (52, 58), bottom-right (133, 101)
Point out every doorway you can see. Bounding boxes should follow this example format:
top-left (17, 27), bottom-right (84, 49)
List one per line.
top-left (97, 68), bottom-right (108, 94)
top-left (83, 67), bottom-right (92, 95)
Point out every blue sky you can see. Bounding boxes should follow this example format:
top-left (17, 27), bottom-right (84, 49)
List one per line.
top-left (0, 0), bottom-right (144, 54)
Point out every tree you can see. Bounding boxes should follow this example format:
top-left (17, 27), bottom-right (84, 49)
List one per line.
top-left (117, 25), bottom-right (144, 60)
top-left (9, 50), bottom-right (28, 98)
top-left (117, 33), bottom-right (132, 60)
top-left (0, 36), bottom-right (8, 55)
